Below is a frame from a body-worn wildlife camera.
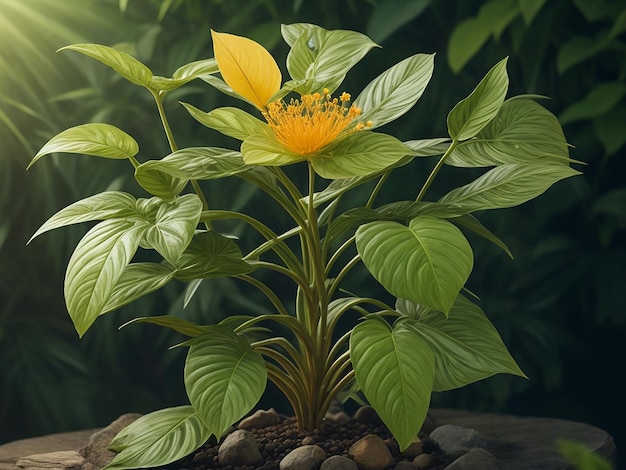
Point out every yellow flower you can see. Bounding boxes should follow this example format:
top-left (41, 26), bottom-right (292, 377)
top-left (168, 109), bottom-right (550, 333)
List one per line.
top-left (262, 89), bottom-right (364, 156)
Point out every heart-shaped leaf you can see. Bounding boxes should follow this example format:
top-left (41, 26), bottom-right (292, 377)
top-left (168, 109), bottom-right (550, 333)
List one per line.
top-left (356, 216), bottom-right (473, 315)
top-left (350, 319), bottom-right (434, 451)
top-left (184, 326), bottom-right (267, 437)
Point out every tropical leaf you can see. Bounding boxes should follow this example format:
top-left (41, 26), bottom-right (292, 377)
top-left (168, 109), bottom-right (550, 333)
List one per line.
top-left (241, 133), bottom-right (305, 166)
top-left (404, 138), bottom-right (451, 157)
top-left (356, 216), bottom-right (473, 315)
top-left (133, 166), bottom-right (188, 202)
top-left (60, 43), bottom-right (153, 87)
top-left (149, 58), bottom-right (219, 92)
top-left (134, 195), bottom-right (203, 265)
top-left (103, 263), bottom-right (176, 314)
top-left (283, 23), bottom-right (378, 94)
top-left (355, 53), bottom-right (435, 129)
top-left (184, 326), bottom-right (267, 437)
top-left (312, 132), bottom-right (410, 179)
top-left (350, 319), bottom-right (434, 451)
top-left (447, 57), bottom-right (509, 141)
top-left (136, 147), bottom-right (249, 183)
top-left (120, 315), bottom-right (210, 338)
top-left (105, 406), bottom-right (210, 469)
top-left (446, 98), bottom-right (570, 167)
top-left (65, 219), bottom-right (148, 337)
top-left (211, 30), bottom-right (281, 110)
top-left (174, 231), bottom-right (254, 281)
top-left (182, 104), bottom-right (271, 141)
top-left (28, 191), bottom-right (137, 243)
top-left (398, 295), bottom-right (526, 391)
top-left (29, 123), bottom-right (139, 168)
top-left (451, 214), bottom-right (513, 259)
top-left (438, 162), bottom-right (581, 214)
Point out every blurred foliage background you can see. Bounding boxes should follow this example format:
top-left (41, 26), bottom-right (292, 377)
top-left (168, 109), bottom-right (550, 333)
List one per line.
top-left (1, 0), bottom-right (624, 465)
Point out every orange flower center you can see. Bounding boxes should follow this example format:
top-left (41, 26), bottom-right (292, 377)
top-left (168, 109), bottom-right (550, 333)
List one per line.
top-left (262, 89), bottom-right (371, 156)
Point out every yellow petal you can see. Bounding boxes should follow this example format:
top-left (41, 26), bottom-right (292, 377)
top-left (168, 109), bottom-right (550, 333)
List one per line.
top-left (211, 30), bottom-right (281, 110)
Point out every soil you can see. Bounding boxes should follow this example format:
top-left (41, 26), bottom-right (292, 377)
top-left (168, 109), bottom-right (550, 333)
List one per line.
top-left (151, 417), bottom-right (449, 470)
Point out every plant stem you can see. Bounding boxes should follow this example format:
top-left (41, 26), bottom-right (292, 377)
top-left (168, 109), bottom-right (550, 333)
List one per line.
top-left (415, 140), bottom-right (458, 202)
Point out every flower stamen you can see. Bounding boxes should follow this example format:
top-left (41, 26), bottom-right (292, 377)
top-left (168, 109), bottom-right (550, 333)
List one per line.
top-left (262, 91), bottom-right (371, 156)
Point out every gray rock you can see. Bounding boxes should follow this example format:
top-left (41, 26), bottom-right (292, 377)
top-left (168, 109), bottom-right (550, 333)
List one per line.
top-left (353, 406), bottom-right (383, 426)
top-left (445, 448), bottom-right (497, 470)
top-left (394, 461), bottom-right (419, 470)
top-left (349, 434), bottom-right (394, 470)
top-left (413, 453), bottom-right (436, 469)
top-left (279, 445), bottom-right (326, 470)
top-left (320, 455), bottom-right (358, 470)
top-left (79, 413), bottom-right (141, 470)
top-left (239, 408), bottom-right (281, 430)
top-left (218, 429), bottom-right (263, 466)
top-left (429, 424), bottom-right (494, 453)
top-left (15, 450), bottom-right (83, 470)
top-left (325, 410), bottom-right (350, 425)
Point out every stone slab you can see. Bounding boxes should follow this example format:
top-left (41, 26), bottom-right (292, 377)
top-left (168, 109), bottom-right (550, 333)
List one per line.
top-left (0, 430), bottom-right (96, 470)
top-left (429, 409), bottom-right (616, 470)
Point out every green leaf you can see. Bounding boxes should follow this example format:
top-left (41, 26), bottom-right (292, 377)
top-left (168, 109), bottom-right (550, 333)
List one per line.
top-left (65, 219), bottom-right (148, 337)
top-left (518, 0), bottom-right (546, 24)
top-left (593, 107), bottom-right (626, 155)
top-left (447, 57), bottom-right (509, 141)
top-left (60, 43), bottom-right (153, 87)
top-left (105, 406), bottom-right (210, 469)
top-left (283, 23), bottom-right (379, 94)
top-left (447, 98), bottom-right (569, 167)
top-left (366, 0), bottom-right (432, 43)
top-left (451, 214), bottom-right (513, 259)
top-left (356, 216), bottom-right (473, 314)
top-left (557, 33), bottom-right (609, 74)
top-left (312, 132), bottom-right (409, 179)
top-left (326, 207), bottom-right (379, 243)
top-left (404, 138), bottom-right (451, 157)
top-left (350, 319), bottom-right (434, 451)
top-left (174, 231), bottom-right (254, 281)
top-left (29, 191), bottom-right (137, 243)
top-left (136, 147), bottom-right (249, 183)
top-left (103, 263), bottom-right (175, 314)
top-left (29, 123), bottom-right (139, 168)
top-left (399, 295), bottom-right (526, 391)
top-left (241, 133), bottom-right (305, 167)
top-left (572, 0), bottom-right (609, 22)
top-left (133, 166), bottom-right (188, 202)
top-left (182, 103), bottom-right (270, 141)
top-left (120, 315), bottom-right (210, 338)
top-left (557, 439), bottom-right (614, 470)
top-left (560, 82), bottom-right (626, 125)
top-left (355, 53), bottom-right (435, 130)
top-left (376, 201), bottom-right (461, 219)
top-left (184, 326), bottom-right (267, 437)
top-left (447, 0), bottom-right (518, 72)
top-left (438, 162), bottom-right (581, 215)
top-left (139, 194), bottom-right (203, 265)
top-left (150, 59), bottom-right (219, 92)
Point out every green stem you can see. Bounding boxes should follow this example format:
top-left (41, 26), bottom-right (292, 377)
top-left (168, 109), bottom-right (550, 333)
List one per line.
top-left (415, 140), bottom-right (458, 202)
top-left (152, 90), bottom-right (211, 228)
top-left (234, 275), bottom-right (290, 316)
top-left (366, 171), bottom-right (391, 208)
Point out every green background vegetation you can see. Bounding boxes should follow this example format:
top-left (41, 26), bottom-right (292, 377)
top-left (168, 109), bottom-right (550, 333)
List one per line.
top-left (1, 0), bottom-right (624, 466)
